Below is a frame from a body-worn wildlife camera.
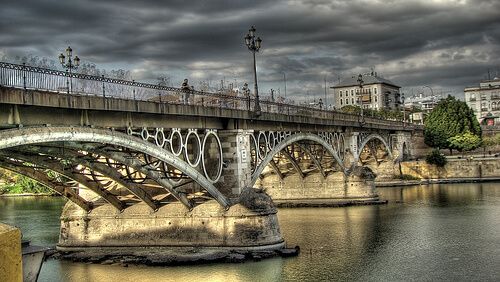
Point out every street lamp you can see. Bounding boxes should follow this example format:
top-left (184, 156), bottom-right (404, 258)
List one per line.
top-left (58, 46), bottom-right (80, 94)
top-left (401, 92), bottom-right (406, 124)
top-left (283, 72), bottom-right (287, 100)
top-left (244, 26), bottom-right (262, 117)
top-left (357, 74), bottom-right (364, 123)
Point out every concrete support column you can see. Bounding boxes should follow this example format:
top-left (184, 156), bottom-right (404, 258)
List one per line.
top-left (217, 129), bottom-right (253, 197)
top-left (344, 132), bottom-right (359, 167)
top-left (345, 166), bottom-right (377, 198)
top-left (391, 132), bottom-right (411, 160)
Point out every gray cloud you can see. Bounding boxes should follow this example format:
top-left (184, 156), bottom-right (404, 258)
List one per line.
top-left (1, 0), bottom-right (499, 102)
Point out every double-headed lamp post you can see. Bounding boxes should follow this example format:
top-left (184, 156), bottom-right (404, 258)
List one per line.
top-left (357, 74), bottom-right (364, 121)
top-left (244, 26), bottom-right (262, 116)
top-left (58, 46), bottom-right (80, 94)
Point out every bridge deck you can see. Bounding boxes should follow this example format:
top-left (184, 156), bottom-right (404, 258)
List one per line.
top-left (0, 87), bottom-right (419, 132)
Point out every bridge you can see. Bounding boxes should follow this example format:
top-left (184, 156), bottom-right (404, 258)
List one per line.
top-left (0, 62), bottom-right (421, 260)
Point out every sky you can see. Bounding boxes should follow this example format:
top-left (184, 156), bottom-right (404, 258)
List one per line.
top-left (1, 0), bottom-right (500, 104)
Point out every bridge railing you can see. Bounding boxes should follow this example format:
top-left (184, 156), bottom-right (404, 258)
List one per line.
top-left (0, 61), bottom-right (414, 127)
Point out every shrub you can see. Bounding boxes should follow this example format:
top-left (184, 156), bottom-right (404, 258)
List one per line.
top-left (393, 174), bottom-right (420, 181)
top-left (425, 149), bottom-right (447, 167)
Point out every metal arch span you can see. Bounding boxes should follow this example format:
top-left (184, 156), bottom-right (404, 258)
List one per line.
top-left (0, 158), bottom-right (93, 212)
top-left (0, 126), bottom-right (231, 209)
top-left (251, 133), bottom-right (346, 187)
top-left (356, 134), bottom-right (393, 163)
top-left (0, 150), bottom-right (126, 211)
top-left (17, 145), bottom-right (160, 211)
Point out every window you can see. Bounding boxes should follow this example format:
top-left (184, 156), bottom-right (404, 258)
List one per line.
top-left (346, 98), bottom-right (349, 105)
top-left (481, 102), bottom-right (488, 111)
top-left (340, 99), bottom-right (343, 105)
top-left (352, 98), bottom-right (355, 104)
top-left (356, 89), bottom-right (359, 94)
top-left (375, 95), bottom-right (378, 102)
top-left (374, 88), bottom-right (377, 94)
top-left (339, 91), bottom-right (342, 98)
top-left (351, 90), bottom-right (354, 96)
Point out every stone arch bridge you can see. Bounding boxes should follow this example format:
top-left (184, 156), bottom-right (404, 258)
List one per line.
top-left (0, 62), bottom-right (421, 257)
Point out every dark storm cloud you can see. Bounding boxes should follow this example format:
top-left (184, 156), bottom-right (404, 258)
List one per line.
top-left (1, 0), bottom-right (500, 101)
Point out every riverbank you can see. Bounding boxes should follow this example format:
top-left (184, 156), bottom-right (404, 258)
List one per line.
top-left (274, 199), bottom-right (387, 208)
top-left (0, 193), bottom-right (57, 197)
top-left (376, 176), bottom-right (500, 187)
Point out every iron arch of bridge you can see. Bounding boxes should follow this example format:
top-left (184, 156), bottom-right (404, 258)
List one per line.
top-left (0, 126), bottom-right (230, 209)
top-left (11, 145), bottom-right (162, 211)
top-left (251, 133), bottom-right (346, 187)
top-left (0, 158), bottom-right (93, 212)
top-left (355, 133), bottom-right (393, 164)
top-left (0, 150), bottom-right (126, 211)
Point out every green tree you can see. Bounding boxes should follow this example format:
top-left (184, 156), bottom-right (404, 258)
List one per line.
top-left (424, 95), bottom-right (481, 152)
top-left (0, 168), bottom-right (54, 194)
top-left (481, 133), bottom-right (500, 155)
top-left (425, 149), bottom-right (447, 167)
top-left (447, 131), bottom-right (482, 153)
top-left (340, 105), bottom-right (361, 115)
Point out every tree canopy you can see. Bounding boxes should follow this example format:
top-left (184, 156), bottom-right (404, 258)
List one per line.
top-left (447, 131), bottom-right (482, 152)
top-left (424, 96), bottom-right (481, 150)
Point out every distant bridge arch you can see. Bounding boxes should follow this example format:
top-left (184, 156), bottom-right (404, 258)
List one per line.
top-left (355, 133), bottom-right (393, 164)
top-left (251, 132), bottom-right (346, 187)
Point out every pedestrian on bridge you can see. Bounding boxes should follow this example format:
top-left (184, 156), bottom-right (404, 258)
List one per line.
top-left (181, 79), bottom-right (190, 104)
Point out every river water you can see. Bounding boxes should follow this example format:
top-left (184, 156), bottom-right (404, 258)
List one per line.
top-left (1, 183), bottom-right (500, 281)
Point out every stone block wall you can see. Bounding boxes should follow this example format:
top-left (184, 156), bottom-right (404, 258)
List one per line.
top-left (400, 159), bottom-right (500, 179)
top-left (0, 223), bottom-right (22, 282)
top-left (258, 170), bottom-right (377, 202)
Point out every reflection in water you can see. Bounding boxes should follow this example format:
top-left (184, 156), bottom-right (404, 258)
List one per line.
top-left (1, 183), bottom-right (500, 281)
top-left (278, 206), bottom-right (385, 281)
top-left (379, 183), bottom-right (487, 205)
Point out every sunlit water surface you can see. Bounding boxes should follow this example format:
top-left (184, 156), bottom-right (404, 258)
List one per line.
top-left (1, 183), bottom-right (500, 281)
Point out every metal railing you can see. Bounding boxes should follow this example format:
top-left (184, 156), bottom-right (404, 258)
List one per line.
top-left (0, 61), bottom-right (410, 126)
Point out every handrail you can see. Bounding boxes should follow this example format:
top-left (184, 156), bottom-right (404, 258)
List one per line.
top-left (0, 61), bottom-right (418, 129)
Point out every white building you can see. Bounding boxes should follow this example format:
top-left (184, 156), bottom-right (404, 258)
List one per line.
top-left (404, 94), bottom-right (442, 113)
top-left (331, 73), bottom-right (402, 110)
top-left (464, 77), bottom-right (500, 124)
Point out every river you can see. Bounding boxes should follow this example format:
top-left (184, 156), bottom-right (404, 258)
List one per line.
top-left (1, 183), bottom-right (500, 281)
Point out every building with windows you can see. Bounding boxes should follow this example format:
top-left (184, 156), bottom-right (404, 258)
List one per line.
top-left (404, 93), bottom-right (441, 113)
top-left (464, 77), bottom-right (500, 124)
top-left (331, 73), bottom-right (402, 110)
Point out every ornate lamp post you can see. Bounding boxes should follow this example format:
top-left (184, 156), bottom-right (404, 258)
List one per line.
top-left (244, 26), bottom-right (262, 116)
top-left (401, 92), bottom-right (406, 124)
top-left (283, 72), bottom-right (287, 100)
top-left (58, 46), bottom-right (80, 94)
top-left (357, 74), bottom-right (364, 122)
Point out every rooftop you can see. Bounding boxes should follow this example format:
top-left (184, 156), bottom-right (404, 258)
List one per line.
top-left (331, 74), bottom-right (400, 89)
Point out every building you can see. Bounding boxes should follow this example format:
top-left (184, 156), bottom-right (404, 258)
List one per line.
top-left (404, 93), bottom-right (441, 113)
top-left (464, 77), bottom-right (500, 124)
top-left (331, 72), bottom-right (402, 110)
